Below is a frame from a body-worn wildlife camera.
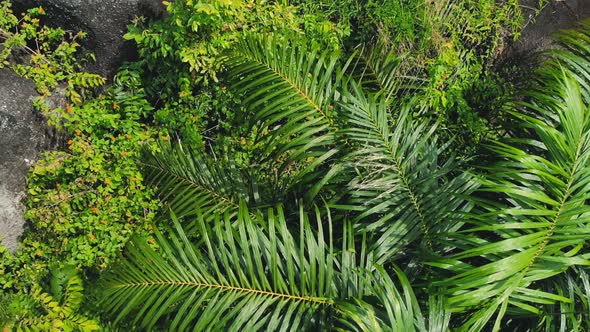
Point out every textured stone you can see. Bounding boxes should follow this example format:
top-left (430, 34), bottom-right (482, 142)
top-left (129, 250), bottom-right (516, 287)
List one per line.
top-left (0, 68), bottom-right (50, 250)
top-left (12, 0), bottom-right (166, 78)
top-left (510, 0), bottom-right (590, 55)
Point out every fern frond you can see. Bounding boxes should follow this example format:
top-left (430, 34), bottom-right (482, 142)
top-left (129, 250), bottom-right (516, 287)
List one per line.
top-left (5, 270), bottom-right (99, 332)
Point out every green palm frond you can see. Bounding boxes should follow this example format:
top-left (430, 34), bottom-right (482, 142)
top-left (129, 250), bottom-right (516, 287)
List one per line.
top-left (351, 42), bottom-right (425, 103)
top-left (98, 200), bottom-right (437, 331)
top-left (533, 268), bottom-right (590, 331)
top-left (334, 266), bottom-right (450, 332)
top-left (336, 82), bottom-right (476, 264)
top-left (99, 203), bottom-right (338, 331)
top-left (434, 74), bottom-right (590, 331)
top-left (543, 19), bottom-right (590, 99)
top-left (140, 141), bottom-right (250, 223)
top-left (223, 34), bottom-right (348, 195)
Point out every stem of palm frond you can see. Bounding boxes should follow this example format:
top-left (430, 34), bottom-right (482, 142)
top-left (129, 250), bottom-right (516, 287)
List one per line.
top-left (112, 280), bottom-right (334, 305)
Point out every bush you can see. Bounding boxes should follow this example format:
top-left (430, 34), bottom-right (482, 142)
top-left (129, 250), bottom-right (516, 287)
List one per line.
top-left (22, 67), bottom-right (162, 270)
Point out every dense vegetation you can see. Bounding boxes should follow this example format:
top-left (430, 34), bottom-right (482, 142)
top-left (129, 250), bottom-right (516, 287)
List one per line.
top-left (4, 0), bottom-right (590, 330)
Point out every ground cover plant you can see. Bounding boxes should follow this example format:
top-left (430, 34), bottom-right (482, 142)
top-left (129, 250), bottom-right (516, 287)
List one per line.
top-left (5, 0), bottom-right (590, 331)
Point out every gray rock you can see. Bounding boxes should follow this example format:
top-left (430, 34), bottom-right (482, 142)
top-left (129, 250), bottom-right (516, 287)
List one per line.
top-left (12, 0), bottom-right (166, 78)
top-left (0, 68), bottom-right (51, 251)
top-left (510, 0), bottom-right (590, 55)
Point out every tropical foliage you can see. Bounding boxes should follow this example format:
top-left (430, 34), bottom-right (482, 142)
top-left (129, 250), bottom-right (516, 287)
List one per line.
top-left (0, 266), bottom-right (99, 331)
top-left (6, 0), bottom-right (590, 331)
top-left (0, 3), bottom-right (104, 100)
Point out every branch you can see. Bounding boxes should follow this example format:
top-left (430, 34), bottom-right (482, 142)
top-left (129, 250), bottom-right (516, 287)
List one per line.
top-left (0, 27), bottom-right (50, 63)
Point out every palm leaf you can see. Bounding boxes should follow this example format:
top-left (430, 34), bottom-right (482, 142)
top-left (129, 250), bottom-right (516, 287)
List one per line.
top-left (533, 268), bottom-right (590, 331)
top-left (98, 199), bottom-right (439, 331)
top-left (336, 82), bottom-right (476, 264)
top-left (140, 140), bottom-right (250, 225)
top-left (334, 266), bottom-right (450, 332)
top-left (351, 41), bottom-right (426, 103)
top-left (543, 19), bottom-right (590, 101)
top-left (98, 202), bottom-right (338, 331)
top-left (223, 34), bottom-right (348, 196)
top-left (433, 74), bottom-right (590, 331)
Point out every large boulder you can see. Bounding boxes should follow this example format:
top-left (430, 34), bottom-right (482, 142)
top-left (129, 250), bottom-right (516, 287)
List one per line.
top-left (510, 0), bottom-right (590, 54)
top-left (0, 68), bottom-right (51, 251)
top-left (11, 0), bottom-right (166, 77)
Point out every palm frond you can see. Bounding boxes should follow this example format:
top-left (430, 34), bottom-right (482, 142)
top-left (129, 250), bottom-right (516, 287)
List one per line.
top-left (223, 34), bottom-right (347, 196)
top-left (543, 19), bottom-right (590, 100)
top-left (334, 266), bottom-right (449, 332)
top-left (98, 199), bottom-right (439, 331)
top-left (351, 41), bottom-right (426, 103)
top-left (433, 74), bottom-right (590, 331)
top-left (336, 82), bottom-right (476, 264)
top-left (534, 268), bottom-right (590, 331)
top-left (140, 140), bottom-right (249, 224)
top-left (98, 203), bottom-right (338, 331)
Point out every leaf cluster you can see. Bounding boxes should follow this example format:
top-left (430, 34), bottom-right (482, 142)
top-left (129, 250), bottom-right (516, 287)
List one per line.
top-left (0, 1), bottom-right (104, 101)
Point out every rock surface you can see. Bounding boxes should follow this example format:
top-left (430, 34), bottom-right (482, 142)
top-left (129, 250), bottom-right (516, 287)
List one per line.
top-left (0, 68), bottom-right (50, 251)
top-left (510, 0), bottom-right (590, 54)
top-left (12, 0), bottom-right (166, 78)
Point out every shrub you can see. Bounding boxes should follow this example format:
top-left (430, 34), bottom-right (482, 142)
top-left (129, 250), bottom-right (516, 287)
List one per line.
top-left (22, 68), bottom-right (161, 270)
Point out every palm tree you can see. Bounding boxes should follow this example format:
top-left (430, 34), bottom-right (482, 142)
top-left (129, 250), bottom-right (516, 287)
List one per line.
top-left (428, 22), bottom-right (590, 331)
top-left (97, 34), bottom-right (464, 331)
top-left (95, 21), bottom-right (590, 331)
